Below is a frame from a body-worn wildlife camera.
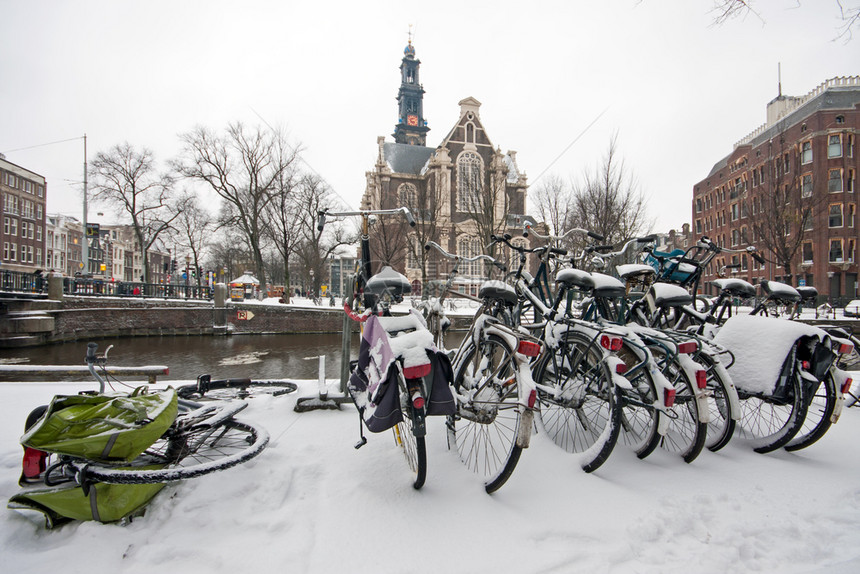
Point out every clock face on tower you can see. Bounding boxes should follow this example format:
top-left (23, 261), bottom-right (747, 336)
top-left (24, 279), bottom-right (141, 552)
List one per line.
top-left (407, 114), bottom-right (418, 127)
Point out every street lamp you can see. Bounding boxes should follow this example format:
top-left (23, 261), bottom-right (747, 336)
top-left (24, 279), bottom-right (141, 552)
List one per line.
top-left (309, 269), bottom-right (315, 297)
top-left (185, 255), bottom-right (191, 298)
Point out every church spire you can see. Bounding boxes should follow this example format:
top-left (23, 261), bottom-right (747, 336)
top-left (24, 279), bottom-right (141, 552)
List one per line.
top-left (393, 34), bottom-right (429, 146)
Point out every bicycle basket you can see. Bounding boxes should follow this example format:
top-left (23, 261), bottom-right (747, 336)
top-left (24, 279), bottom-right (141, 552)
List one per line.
top-left (20, 388), bottom-right (178, 464)
top-left (645, 249), bottom-right (697, 284)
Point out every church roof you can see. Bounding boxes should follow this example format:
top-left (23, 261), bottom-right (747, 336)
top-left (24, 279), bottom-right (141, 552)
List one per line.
top-left (383, 142), bottom-right (434, 175)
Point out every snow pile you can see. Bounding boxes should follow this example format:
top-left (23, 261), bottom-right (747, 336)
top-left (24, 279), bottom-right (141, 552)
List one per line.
top-left (1, 379), bottom-right (859, 573)
top-left (713, 315), bottom-right (828, 394)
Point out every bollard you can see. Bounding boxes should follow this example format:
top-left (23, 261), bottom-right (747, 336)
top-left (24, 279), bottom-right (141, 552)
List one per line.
top-left (318, 355), bottom-right (327, 400)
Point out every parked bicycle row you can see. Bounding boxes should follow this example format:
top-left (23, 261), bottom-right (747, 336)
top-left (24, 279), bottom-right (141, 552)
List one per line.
top-left (321, 207), bottom-right (859, 495)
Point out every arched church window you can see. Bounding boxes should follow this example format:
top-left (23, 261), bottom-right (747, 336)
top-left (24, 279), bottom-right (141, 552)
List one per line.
top-left (398, 183), bottom-right (418, 211)
top-left (457, 152), bottom-right (482, 212)
top-left (466, 123), bottom-right (475, 143)
top-left (457, 235), bottom-right (483, 277)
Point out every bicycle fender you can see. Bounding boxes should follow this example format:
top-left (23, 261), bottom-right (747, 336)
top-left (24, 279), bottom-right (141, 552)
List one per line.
top-left (516, 408), bottom-right (534, 449)
top-left (676, 353), bottom-right (711, 424)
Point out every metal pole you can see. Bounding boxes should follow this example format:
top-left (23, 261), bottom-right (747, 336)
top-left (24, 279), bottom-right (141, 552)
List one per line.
top-left (82, 133), bottom-right (88, 275)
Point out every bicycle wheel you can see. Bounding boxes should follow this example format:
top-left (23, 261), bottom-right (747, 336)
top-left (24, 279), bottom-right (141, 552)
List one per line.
top-left (448, 334), bottom-right (523, 493)
top-left (392, 411), bottom-right (427, 490)
top-left (176, 378), bottom-right (298, 401)
top-left (616, 343), bottom-right (661, 459)
top-left (736, 370), bottom-right (808, 454)
top-left (784, 373), bottom-right (837, 452)
top-left (649, 347), bottom-right (707, 463)
top-left (77, 415), bottom-right (269, 484)
top-left (696, 352), bottom-right (737, 452)
top-left (532, 331), bottom-right (621, 472)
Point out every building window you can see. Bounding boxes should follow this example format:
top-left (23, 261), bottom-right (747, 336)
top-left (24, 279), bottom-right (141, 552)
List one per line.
top-left (731, 229), bottom-right (739, 246)
top-left (829, 204), bottom-right (844, 228)
top-left (850, 204), bottom-right (856, 228)
top-left (696, 219), bottom-right (702, 234)
top-left (784, 153), bottom-right (790, 174)
top-left (456, 152), bottom-right (482, 213)
top-left (850, 239), bottom-right (857, 263)
top-left (802, 209), bottom-right (813, 231)
top-left (696, 198), bottom-right (702, 213)
top-left (457, 236), bottom-right (483, 277)
top-left (801, 141), bottom-right (813, 164)
top-left (848, 169), bottom-right (856, 192)
top-left (828, 134), bottom-right (842, 158)
top-left (830, 239), bottom-right (844, 263)
top-left (801, 174), bottom-right (813, 197)
top-left (802, 242), bottom-right (814, 263)
top-left (829, 169), bottom-right (843, 193)
top-left (730, 203), bottom-right (738, 221)
top-left (397, 183), bottom-right (418, 212)
top-left (836, 115), bottom-right (845, 124)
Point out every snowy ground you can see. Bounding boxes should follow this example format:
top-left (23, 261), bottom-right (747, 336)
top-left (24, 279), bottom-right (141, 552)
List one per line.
top-left (1, 376), bottom-right (859, 574)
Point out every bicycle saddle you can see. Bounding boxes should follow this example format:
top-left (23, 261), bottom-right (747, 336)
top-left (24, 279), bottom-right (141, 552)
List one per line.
top-left (590, 273), bottom-right (627, 298)
top-left (711, 278), bottom-right (756, 298)
top-left (795, 286), bottom-right (818, 302)
top-left (760, 280), bottom-right (801, 303)
top-left (616, 264), bottom-right (656, 281)
top-left (479, 280), bottom-right (518, 306)
top-left (646, 283), bottom-right (693, 308)
top-left (555, 268), bottom-right (594, 291)
top-left (365, 266), bottom-right (412, 297)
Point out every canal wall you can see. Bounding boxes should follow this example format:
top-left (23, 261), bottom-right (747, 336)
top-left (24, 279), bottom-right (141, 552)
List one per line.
top-left (0, 295), bottom-right (346, 348)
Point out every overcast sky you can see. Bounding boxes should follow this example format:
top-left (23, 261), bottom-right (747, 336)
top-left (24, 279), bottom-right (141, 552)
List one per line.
top-left (1, 1), bottom-right (856, 233)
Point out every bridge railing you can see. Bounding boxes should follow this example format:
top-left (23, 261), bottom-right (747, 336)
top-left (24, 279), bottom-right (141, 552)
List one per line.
top-left (0, 270), bottom-right (212, 300)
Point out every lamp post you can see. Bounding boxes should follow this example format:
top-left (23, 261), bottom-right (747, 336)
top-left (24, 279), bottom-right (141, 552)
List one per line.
top-left (309, 268), bottom-right (315, 298)
top-left (185, 255), bottom-right (191, 298)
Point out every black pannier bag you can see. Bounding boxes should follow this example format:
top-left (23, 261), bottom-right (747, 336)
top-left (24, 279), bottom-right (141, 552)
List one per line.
top-left (348, 314), bottom-right (454, 433)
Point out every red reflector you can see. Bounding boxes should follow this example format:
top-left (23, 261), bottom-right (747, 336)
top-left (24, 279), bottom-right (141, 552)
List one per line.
top-left (664, 387), bottom-right (676, 408)
top-left (615, 363), bottom-right (628, 375)
top-left (600, 335), bottom-right (623, 351)
top-left (403, 363), bottom-right (432, 379)
top-left (527, 389), bottom-right (537, 409)
top-left (695, 370), bottom-right (707, 389)
top-left (677, 341), bottom-right (698, 354)
top-left (801, 360), bottom-right (811, 371)
top-left (839, 342), bottom-right (854, 355)
top-left (22, 448), bottom-right (47, 478)
top-left (842, 378), bottom-right (853, 394)
top-left (412, 395), bottom-right (425, 410)
top-left (517, 340), bottom-right (541, 357)
top-left (164, 368), bottom-right (169, 376)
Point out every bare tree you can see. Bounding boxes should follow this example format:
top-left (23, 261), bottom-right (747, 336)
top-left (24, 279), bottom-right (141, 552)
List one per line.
top-left (530, 174), bottom-right (575, 237)
top-left (293, 174), bottom-right (352, 296)
top-left (709, 1), bottom-right (859, 40)
top-left (570, 134), bottom-right (652, 246)
top-left (457, 149), bottom-right (513, 257)
top-left (746, 139), bottom-right (826, 281)
top-left (174, 122), bottom-right (300, 291)
top-left (171, 191), bottom-right (215, 288)
top-left (89, 142), bottom-right (178, 283)
top-left (262, 162), bottom-right (301, 302)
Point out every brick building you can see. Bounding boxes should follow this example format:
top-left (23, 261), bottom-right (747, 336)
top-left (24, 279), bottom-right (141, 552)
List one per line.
top-left (693, 76), bottom-right (859, 301)
top-left (1, 157), bottom-right (47, 273)
top-left (361, 41), bottom-right (536, 296)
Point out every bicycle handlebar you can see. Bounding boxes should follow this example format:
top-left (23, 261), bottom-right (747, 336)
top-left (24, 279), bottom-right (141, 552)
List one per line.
top-left (523, 223), bottom-right (604, 243)
top-left (317, 207), bottom-right (417, 231)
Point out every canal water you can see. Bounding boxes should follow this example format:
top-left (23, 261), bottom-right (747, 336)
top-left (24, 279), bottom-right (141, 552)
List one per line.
top-left (0, 332), bottom-right (467, 382)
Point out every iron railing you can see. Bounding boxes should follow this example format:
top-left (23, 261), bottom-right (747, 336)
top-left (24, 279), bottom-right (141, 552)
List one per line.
top-left (0, 270), bottom-right (212, 300)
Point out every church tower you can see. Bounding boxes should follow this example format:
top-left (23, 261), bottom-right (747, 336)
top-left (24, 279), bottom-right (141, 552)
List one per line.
top-left (393, 38), bottom-right (430, 146)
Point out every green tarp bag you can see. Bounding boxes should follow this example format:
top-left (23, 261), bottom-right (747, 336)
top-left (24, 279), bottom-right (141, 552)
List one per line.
top-left (20, 388), bottom-right (178, 463)
top-left (9, 476), bottom-right (167, 527)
